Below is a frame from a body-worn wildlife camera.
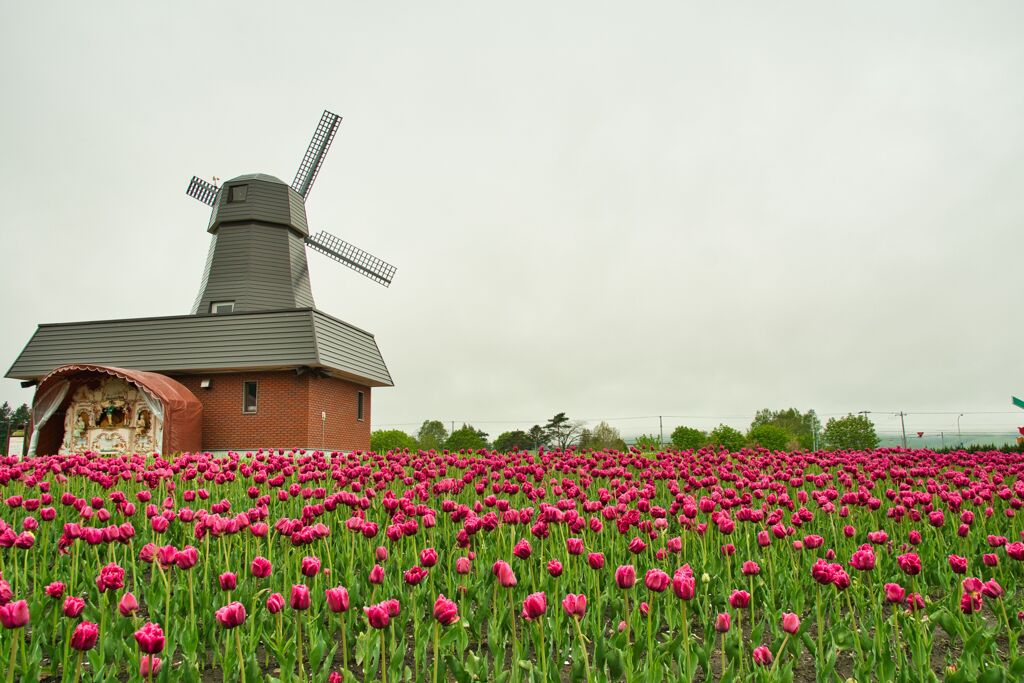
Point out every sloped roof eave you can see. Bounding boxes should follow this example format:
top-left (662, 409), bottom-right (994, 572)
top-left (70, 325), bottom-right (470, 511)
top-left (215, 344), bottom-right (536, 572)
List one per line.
top-left (6, 308), bottom-right (393, 388)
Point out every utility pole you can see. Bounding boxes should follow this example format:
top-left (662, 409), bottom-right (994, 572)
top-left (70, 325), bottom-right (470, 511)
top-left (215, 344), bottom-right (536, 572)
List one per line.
top-left (957, 413), bottom-right (964, 448)
top-left (940, 432), bottom-right (945, 449)
top-left (659, 416), bottom-right (663, 446)
top-left (897, 412), bottom-right (908, 449)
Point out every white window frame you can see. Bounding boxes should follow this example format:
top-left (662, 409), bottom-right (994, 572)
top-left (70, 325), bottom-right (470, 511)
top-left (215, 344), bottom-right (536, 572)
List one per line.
top-left (242, 380), bottom-right (258, 414)
top-left (210, 301), bottom-right (235, 315)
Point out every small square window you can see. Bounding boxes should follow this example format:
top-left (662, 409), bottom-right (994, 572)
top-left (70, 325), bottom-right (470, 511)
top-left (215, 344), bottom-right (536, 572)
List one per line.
top-left (357, 391), bottom-right (364, 421)
top-left (210, 301), bottom-right (235, 314)
top-left (228, 185), bottom-right (248, 203)
top-left (243, 381), bottom-right (258, 414)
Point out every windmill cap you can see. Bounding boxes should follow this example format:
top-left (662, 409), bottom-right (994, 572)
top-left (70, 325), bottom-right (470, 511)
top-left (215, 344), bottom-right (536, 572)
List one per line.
top-left (207, 174), bottom-right (308, 237)
top-left (225, 173), bottom-right (286, 184)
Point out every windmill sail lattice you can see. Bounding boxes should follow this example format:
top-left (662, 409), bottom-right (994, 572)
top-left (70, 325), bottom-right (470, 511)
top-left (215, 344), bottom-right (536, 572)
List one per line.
top-left (306, 231), bottom-right (396, 287)
top-left (186, 176), bottom-right (220, 206)
top-left (292, 111), bottom-right (342, 199)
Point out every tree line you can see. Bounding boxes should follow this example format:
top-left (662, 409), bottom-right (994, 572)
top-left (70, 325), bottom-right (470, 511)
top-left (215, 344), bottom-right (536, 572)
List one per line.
top-left (0, 402), bottom-right (30, 456)
top-left (370, 408), bottom-right (881, 453)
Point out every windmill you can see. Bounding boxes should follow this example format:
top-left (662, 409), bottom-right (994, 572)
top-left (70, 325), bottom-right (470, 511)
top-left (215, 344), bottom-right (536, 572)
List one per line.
top-left (185, 111), bottom-right (395, 316)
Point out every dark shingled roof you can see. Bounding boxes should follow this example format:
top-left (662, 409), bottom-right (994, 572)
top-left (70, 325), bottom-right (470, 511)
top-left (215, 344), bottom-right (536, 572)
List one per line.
top-left (5, 308), bottom-right (393, 388)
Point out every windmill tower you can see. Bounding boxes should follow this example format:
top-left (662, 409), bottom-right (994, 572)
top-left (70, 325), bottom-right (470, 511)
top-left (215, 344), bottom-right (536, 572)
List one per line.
top-left (185, 111), bottom-right (396, 315)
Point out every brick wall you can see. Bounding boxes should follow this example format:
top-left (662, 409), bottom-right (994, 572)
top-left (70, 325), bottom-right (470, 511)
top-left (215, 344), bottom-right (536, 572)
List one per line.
top-left (306, 375), bottom-right (372, 452)
top-left (174, 371), bottom-right (371, 452)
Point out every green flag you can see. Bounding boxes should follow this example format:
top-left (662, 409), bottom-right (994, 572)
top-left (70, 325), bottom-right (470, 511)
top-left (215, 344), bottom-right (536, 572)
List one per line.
top-left (1013, 396), bottom-right (1024, 410)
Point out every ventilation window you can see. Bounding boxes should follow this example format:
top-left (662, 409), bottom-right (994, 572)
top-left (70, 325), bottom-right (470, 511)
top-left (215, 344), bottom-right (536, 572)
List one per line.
top-left (357, 391), bottom-right (365, 421)
top-left (210, 301), bottom-right (235, 315)
top-left (228, 185), bottom-right (248, 203)
top-left (243, 381), bottom-right (258, 414)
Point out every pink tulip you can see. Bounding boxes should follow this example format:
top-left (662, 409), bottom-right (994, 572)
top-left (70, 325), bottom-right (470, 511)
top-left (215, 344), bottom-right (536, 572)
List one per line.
top-left (562, 593), bottom-right (586, 619)
top-left (433, 594), bottom-right (459, 626)
top-left (215, 602), bottom-right (247, 629)
top-left (71, 621), bottom-right (99, 650)
top-left (521, 592), bottom-right (547, 621)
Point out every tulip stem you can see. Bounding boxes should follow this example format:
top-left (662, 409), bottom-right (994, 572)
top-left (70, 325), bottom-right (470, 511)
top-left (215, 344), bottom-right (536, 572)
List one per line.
top-left (340, 616), bottom-right (348, 672)
top-left (537, 619), bottom-right (547, 682)
top-left (815, 591), bottom-right (824, 669)
top-left (432, 621), bottom-right (440, 683)
top-left (72, 650), bottom-right (83, 683)
top-left (891, 605), bottom-right (900, 668)
top-left (573, 617), bottom-right (592, 683)
top-left (647, 602), bottom-right (654, 664)
top-left (380, 629), bottom-right (388, 683)
top-left (769, 633), bottom-right (790, 675)
top-left (623, 591), bottom-right (630, 644)
top-left (681, 601), bottom-right (690, 680)
top-left (736, 610), bottom-right (744, 677)
top-left (720, 631), bottom-right (726, 681)
top-left (6, 629), bottom-right (18, 683)
top-left (235, 628), bottom-right (245, 683)
top-left (295, 613), bottom-right (305, 683)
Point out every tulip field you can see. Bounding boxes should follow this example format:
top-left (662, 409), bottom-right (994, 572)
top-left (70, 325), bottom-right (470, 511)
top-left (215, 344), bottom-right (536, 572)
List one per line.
top-left (2, 447), bottom-right (1024, 682)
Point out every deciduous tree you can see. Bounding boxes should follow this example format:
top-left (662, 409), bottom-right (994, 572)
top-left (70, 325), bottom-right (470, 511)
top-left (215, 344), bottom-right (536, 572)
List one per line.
top-left (493, 430), bottom-right (531, 453)
top-left (445, 424), bottom-right (489, 451)
top-left (822, 414), bottom-right (880, 450)
top-left (579, 422), bottom-right (626, 451)
top-left (370, 430), bottom-right (418, 453)
top-left (750, 408), bottom-right (818, 449)
top-left (746, 424), bottom-right (792, 451)
top-left (707, 424), bottom-right (745, 452)
top-left (670, 425), bottom-right (706, 450)
top-left (417, 420), bottom-right (448, 451)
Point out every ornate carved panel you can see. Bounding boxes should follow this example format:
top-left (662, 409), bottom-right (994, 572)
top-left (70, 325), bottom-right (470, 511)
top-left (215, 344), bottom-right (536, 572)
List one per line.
top-left (60, 378), bottom-right (162, 455)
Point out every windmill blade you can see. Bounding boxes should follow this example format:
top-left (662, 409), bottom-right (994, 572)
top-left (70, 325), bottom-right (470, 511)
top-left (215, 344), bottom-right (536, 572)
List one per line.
top-left (305, 231), bottom-right (396, 287)
top-left (186, 176), bottom-right (220, 206)
top-left (292, 110), bottom-right (342, 199)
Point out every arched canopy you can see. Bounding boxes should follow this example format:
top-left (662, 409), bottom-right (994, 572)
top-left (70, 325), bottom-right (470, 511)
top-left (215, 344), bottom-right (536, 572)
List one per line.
top-left (31, 364), bottom-right (202, 455)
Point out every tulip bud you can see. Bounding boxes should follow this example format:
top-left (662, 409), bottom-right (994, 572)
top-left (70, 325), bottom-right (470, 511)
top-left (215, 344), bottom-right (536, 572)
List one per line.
top-left (562, 593), bottom-right (586, 619)
top-left (118, 592), bottom-right (139, 617)
top-left (521, 592), bottom-right (547, 621)
top-left (251, 556), bottom-right (272, 579)
top-left (433, 594), bottom-right (459, 626)
top-left (0, 600), bottom-right (29, 629)
top-left (364, 603), bottom-right (390, 629)
top-left (219, 572), bottom-right (237, 591)
top-left (728, 590), bottom-right (750, 609)
top-left (63, 596), bottom-right (85, 618)
top-left (215, 602), bottom-right (247, 629)
top-left (133, 622), bottom-right (165, 654)
top-left (139, 655), bottom-right (162, 677)
top-left (266, 593), bottom-right (285, 614)
top-left (301, 556), bottom-right (321, 577)
top-left (325, 586), bottom-right (350, 613)
top-left (71, 621), bottom-right (99, 651)
top-left (752, 645), bottom-right (773, 666)
top-left (290, 584), bottom-right (311, 610)
top-left (615, 565), bottom-right (636, 589)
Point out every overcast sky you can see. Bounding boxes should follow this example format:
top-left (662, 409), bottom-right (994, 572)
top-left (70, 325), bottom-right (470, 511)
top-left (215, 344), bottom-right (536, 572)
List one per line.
top-left (1, 2), bottom-right (1022, 442)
